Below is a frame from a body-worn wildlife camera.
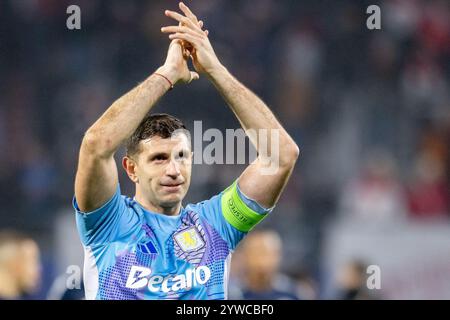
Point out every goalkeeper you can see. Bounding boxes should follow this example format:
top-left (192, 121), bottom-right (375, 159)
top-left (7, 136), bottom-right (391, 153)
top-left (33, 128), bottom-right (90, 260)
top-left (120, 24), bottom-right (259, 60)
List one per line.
top-left (73, 2), bottom-right (299, 300)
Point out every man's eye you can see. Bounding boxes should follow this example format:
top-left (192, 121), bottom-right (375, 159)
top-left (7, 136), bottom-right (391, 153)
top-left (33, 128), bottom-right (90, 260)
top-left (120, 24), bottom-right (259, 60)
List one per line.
top-left (153, 155), bottom-right (166, 162)
top-left (178, 151), bottom-right (190, 160)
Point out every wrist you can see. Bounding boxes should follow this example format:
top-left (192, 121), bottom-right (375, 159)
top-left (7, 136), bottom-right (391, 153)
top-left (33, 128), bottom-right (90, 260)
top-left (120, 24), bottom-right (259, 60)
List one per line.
top-left (206, 63), bottom-right (228, 82)
top-left (155, 65), bottom-right (179, 86)
top-left (206, 63), bottom-right (228, 81)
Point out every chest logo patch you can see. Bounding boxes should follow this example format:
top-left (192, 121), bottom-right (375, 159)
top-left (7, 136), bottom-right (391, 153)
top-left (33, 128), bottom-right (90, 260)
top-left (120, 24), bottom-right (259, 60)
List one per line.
top-left (174, 227), bottom-right (205, 253)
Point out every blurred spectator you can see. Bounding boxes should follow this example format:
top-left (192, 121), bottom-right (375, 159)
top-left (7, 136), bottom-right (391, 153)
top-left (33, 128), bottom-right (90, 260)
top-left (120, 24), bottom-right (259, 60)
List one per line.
top-left (339, 149), bottom-right (408, 223)
top-left (334, 260), bottom-right (381, 300)
top-left (407, 153), bottom-right (449, 218)
top-left (47, 274), bottom-right (84, 300)
top-left (290, 269), bottom-right (318, 300)
top-left (0, 230), bottom-right (41, 300)
top-left (231, 229), bottom-right (299, 300)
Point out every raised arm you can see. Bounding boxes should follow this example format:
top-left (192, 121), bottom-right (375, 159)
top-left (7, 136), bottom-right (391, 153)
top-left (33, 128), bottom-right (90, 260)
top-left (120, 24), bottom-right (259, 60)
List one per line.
top-left (163, 3), bottom-right (299, 208)
top-left (207, 69), bottom-right (299, 208)
top-left (75, 40), bottom-right (198, 212)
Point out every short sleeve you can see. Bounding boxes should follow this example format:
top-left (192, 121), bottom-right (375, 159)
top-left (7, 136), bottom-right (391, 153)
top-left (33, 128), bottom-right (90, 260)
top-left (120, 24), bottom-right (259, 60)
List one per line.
top-left (73, 184), bottom-right (140, 246)
top-left (191, 180), bottom-right (271, 250)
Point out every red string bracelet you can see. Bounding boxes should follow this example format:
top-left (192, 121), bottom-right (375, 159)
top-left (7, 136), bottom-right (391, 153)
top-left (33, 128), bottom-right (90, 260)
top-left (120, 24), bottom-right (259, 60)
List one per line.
top-left (153, 72), bottom-right (174, 90)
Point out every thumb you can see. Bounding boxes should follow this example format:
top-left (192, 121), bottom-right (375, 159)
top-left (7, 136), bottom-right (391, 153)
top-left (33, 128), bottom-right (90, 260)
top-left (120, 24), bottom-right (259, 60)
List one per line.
top-left (189, 71), bottom-right (199, 82)
top-left (167, 39), bottom-right (183, 55)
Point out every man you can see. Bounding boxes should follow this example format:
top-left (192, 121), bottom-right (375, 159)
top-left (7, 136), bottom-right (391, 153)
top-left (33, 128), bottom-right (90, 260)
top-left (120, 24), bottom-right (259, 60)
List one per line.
top-left (0, 231), bottom-right (41, 300)
top-left (74, 2), bottom-right (299, 300)
top-left (230, 230), bottom-right (299, 300)
top-left (335, 260), bottom-right (381, 300)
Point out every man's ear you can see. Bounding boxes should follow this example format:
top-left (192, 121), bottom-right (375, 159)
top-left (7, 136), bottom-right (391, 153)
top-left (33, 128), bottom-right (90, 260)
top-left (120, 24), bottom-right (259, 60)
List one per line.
top-left (122, 156), bottom-right (139, 184)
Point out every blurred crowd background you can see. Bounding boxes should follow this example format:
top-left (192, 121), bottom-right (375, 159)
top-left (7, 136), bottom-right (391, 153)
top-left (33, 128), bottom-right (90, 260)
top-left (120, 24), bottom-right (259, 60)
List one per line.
top-left (0, 0), bottom-right (449, 299)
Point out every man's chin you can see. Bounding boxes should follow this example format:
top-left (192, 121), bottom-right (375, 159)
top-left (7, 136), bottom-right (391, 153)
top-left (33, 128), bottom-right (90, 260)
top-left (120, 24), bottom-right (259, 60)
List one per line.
top-left (159, 193), bottom-right (184, 207)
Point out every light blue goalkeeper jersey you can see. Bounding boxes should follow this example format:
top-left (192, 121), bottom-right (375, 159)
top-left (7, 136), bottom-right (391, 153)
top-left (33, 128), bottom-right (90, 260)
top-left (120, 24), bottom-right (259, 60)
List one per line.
top-left (73, 181), bottom-right (270, 300)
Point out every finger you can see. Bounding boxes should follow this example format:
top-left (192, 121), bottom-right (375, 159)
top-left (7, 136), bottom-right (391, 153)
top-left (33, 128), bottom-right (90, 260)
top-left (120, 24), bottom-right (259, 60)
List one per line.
top-left (161, 25), bottom-right (185, 33)
top-left (163, 27), bottom-right (205, 41)
top-left (169, 32), bottom-right (202, 46)
top-left (165, 10), bottom-right (199, 31)
top-left (161, 25), bottom-right (204, 37)
top-left (196, 20), bottom-right (208, 36)
top-left (179, 2), bottom-right (198, 22)
top-left (166, 39), bottom-right (185, 58)
top-left (168, 32), bottom-right (202, 42)
top-left (189, 71), bottom-right (199, 82)
top-left (168, 39), bottom-right (183, 50)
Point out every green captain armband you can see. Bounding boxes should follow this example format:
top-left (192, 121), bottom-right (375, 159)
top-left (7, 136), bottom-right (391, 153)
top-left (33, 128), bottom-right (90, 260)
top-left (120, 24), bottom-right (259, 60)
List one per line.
top-left (221, 181), bottom-right (268, 232)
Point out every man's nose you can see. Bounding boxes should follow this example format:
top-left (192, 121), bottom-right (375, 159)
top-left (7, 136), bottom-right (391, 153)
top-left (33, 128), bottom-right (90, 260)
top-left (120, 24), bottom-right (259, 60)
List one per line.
top-left (165, 158), bottom-right (181, 177)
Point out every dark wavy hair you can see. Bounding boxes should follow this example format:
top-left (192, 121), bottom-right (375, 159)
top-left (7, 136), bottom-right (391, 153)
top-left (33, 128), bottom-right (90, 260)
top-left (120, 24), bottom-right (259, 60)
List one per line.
top-left (125, 113), bottom-right (187, 156)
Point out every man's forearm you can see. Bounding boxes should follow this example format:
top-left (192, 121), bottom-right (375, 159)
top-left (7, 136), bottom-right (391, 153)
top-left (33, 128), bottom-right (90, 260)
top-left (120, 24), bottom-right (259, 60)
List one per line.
top-left (83, 67), bottom-right (176, 156)
top-left (208, 66), bottom-right (299, 164)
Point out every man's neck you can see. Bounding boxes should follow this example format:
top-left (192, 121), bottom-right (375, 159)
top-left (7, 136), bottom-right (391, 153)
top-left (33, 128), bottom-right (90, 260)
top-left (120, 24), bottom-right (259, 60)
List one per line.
top-left (134, 193), bottom-right (181, 216)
